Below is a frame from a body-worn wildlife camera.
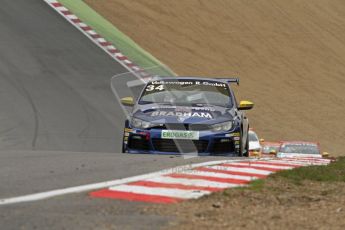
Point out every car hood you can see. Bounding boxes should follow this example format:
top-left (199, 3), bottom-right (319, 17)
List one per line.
top-left (132, 104), bottom-right (236, 124)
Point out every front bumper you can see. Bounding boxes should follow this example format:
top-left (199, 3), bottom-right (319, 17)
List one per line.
top-left (123, 127), bottom-right (241, 156)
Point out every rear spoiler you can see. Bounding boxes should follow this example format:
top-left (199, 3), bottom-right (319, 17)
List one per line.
top-left (216, 78), bottom-right (240, 85)
top-left (149, 76), bottom-right (240, 85)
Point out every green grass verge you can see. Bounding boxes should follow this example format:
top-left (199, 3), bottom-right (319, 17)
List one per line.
top-left (242, 179), bottom-right (266, 191)
top-left (271, 157), bottom-right (345, 183)
top-left (225, 157), bottom-right (343, 193)
top-left (242, 157), bottom-right (344, 190)
top-left (58, 0), bottom-right (175, 76)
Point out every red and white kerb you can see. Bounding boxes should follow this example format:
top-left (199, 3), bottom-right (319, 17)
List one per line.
top-left (90, 157), bottom-right (332, 204)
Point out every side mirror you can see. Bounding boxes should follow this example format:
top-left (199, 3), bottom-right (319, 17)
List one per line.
top-left (260, 139), bottom-right (265, 143)
top-left (322, 152), bottom-right (330, 158)
top-left (121, 97), bottom-right (135, 106)
top-left (238, 100), bottom-right (254, 110)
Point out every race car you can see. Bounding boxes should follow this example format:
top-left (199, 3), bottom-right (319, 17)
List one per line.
top-left (277, 141), bottom-right (329, 158)
top-left (120, 77), bottom-right (254, 156)
top-left (261, 141), bottom-right (280, 156)
top-left (248, 129), bottom-right (262, 156)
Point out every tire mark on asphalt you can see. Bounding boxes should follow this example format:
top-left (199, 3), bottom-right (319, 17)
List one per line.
top-left (0, 60), bottom-right (40, 150)
top-left (78, 104), bottom-right (92, 151)
top-left (18, 86), bottom-right (39, 150)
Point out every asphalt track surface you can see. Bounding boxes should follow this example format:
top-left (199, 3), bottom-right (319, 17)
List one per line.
top-left (0, 1), bottom-right (228, 229)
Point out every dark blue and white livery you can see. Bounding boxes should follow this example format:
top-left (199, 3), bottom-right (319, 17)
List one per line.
top-left (120, 77), bottom-right (254, 156)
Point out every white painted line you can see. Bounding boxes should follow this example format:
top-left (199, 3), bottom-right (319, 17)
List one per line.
top-left (0, 159), bottom-right (249, 205)
top-left (146, 176), bottom-right (238, 188)
top-left (109, 184), bottom-right (210, 199)
top-left (206, 165), bottom-right (272, 175)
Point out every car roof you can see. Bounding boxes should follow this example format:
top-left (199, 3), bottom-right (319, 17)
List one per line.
top-left (279, 141), bottom-right (319, 145)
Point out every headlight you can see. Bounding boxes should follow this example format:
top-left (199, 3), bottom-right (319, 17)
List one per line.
top-left (131, 117), bottom-right (154, 129)
top-left (210, 121), bottom-right (233, 132)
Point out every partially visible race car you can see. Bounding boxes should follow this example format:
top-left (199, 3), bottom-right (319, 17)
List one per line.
top-left (277, 141), bottom-right (328, 158)
top-left (248, 130), bottom-right (262, 156)
top-left (261, 141), bottom-right (280, 156)
top-left (121, 77), bottom-right (254, 156)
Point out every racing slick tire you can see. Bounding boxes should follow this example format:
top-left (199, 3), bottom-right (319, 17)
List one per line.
top-left (243, 134), bottom-right (249, 157)
top-left (121, 128), bottom-right (126, 153)
top-left (239, 129), bottom-right (249, 157)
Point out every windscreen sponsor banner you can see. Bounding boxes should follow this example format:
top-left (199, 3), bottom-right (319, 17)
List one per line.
top-left (151, 106), bottom-right (216, 112)
top-left (150, 80), bottom-right (227, 87)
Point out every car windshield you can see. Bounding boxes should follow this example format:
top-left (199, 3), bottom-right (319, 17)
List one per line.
top-left (248, 132), bottom-right (259, 142)
top-left (280, 144), bottom-right (320, 154)
top-left (139, 79), bottom-right (232, 107)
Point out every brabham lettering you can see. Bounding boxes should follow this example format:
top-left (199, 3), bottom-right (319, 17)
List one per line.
top-left (151, 111), bottom-right (213, 119)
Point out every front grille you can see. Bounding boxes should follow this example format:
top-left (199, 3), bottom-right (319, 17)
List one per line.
top-left (189, 124), bottom-right (211, 131)
top-left (161, 124), bottom-right (189, 130)
top-left (211, 139), bottom-right (235, 154)
top-left (152, 139), bottom-right (209, 153)
top-left (128, 135), bottom-right (149, 150)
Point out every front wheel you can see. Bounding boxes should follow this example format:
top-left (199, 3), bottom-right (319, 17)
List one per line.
top-left (121, 135), bottom-right (126, 153)
top-left (121, 126), bottom-right (127, 153)
top-left (242, 134), bottom-right (249, 157)
top-left (239, 130), bottom-right (249, 157)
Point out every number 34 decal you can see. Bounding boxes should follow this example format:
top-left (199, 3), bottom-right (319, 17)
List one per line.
top-left (145, 84), bottom-right (164, 91)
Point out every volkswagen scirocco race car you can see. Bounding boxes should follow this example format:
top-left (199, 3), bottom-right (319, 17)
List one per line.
top-left (120, 77), bottom-right (254, 156)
